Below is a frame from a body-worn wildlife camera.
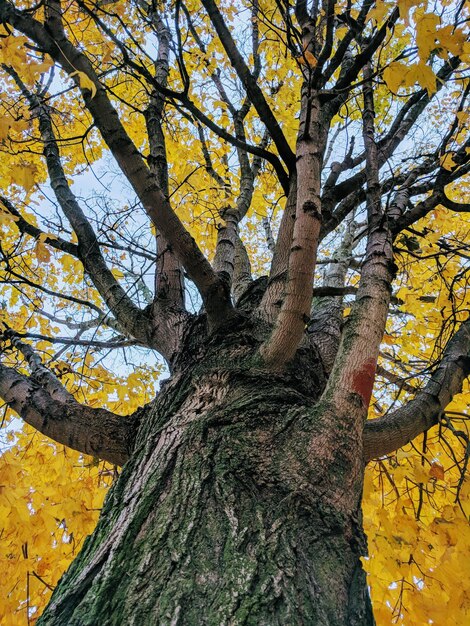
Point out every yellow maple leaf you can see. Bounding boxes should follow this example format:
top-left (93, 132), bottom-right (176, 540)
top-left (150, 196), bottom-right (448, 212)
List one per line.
top-left (415, 10), bottom-right (441, 60)
top-left (411, 62), bottom-right (437, 95)
top-left (397, 0), bottom-right (420, 26)
top-left (0, 117), bottom-right (11, 140)
top-left (411, 459), bottom-right (429, 483)
top-left (383, 61), bottom-right (406, 93)
top-left (440, 152), bottom-right (458, 171)
top-left (14, 163), bottom-right (38, 193)
top-left (35, 240), bottom-right (51, 263)
top-left (70, 70), bottom-right (97, 98)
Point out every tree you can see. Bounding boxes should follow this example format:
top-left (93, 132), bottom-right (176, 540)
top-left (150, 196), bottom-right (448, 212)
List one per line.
top-left (0, 0), bottom-right (469, 623)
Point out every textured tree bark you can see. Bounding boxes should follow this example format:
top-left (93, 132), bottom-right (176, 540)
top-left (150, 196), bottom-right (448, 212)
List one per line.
top-left (38, 325), bottom-right (374, 626)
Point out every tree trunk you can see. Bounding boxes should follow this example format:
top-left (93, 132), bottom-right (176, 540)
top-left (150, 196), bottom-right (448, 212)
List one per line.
top-left (38, 323), bottom-right (374, 626)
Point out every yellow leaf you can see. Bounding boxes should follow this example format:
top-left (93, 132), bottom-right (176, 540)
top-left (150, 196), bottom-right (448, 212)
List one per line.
top-left (35, 240), bottom-right (51, 263)
top-left (383, 62), bottom-right (406, 93)
top-left (70, 70), bottom-right (97, 98)
top-left (411, 460), bottom-right (429, 483)
top-left (389, 61), bottom-right (437, 95)
top-left (14, 163), bottom-right (38, 192)
top-left (397, 0), bottom-right (420, 26)
top-left (440, 152), bottom-right (457, 171)
top-left (0, 117), bottom-right (11, 140)
top-left (368, 2), bottom-right (390, 25)
top-left (414, 62), bottom-right (437, 95)
top-left (396, 448), bottom-right (412, 461)
top-left (416, 11), bottom-right (441, 60)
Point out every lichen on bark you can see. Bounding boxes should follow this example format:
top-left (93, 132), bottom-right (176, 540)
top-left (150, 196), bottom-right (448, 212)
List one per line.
top-left (38, 324), bottom-right (373, 625)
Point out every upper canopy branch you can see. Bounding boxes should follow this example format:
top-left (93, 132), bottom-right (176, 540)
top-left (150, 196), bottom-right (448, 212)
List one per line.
top-left (200, 0), bottom-right (295, 171)
top-left (321, 0), bottom-right (375, 84)
top-left (318, 61), bottom-right (394, 420)
top-left (142, 12), bottom-right (185, 310)
top-left (328, 7), bottom-right (399, 97)
top-left (5, 67), bottom-right (153, 344)
top-left (79, 0), bottom-right (290, 192)
top-left (321, 56), bottom-right (461, 222)
top-left (0, 0), bottom-right (234, 328)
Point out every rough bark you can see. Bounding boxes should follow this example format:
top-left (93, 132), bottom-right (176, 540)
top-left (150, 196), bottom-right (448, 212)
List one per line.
top-left (0, 363), bottom-right (135, 466)
top-left (37, 323), bottom-right (373, 626)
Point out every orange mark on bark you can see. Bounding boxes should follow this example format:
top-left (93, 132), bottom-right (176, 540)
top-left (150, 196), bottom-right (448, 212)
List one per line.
top-left (351, 358), bottom-right (377, 407)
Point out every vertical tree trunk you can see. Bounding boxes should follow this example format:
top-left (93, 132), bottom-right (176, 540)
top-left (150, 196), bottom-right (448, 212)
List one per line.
top-left (38, 331), bottom-right (374, 626)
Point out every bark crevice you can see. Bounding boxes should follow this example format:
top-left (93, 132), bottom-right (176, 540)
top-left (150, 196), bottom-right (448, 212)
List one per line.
top-left (38, 335), bottom-right (371, 626)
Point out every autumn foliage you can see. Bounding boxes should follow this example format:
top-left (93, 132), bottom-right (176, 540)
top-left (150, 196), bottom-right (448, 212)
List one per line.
top-left (0, 0), bottom-right (469, 623)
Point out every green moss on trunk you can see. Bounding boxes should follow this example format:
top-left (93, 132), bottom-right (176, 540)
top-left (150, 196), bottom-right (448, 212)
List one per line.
top-left (38, 333), bottom-right (373, 626)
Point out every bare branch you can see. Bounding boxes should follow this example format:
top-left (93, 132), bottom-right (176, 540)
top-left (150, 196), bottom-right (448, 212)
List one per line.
top-left (10, 331), bottom-right (139, 349)
top-left (322, 0), bottom-right (375, 84)
top-left (376, 365), bottom-right (416, 395)
top-left (0, 196), bottom-right (78, 257)
top-left (321, 56), bottom-right (462, 227)
top-left (329, 8), bottom-right (399, 97)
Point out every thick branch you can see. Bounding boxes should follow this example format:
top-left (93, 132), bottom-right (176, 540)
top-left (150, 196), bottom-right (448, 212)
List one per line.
top-left (364, 318), bottom-right (470, 461)
top-left (213, 117), bottom-right (258, 286)
top-left (308, 218), bottom-right (358, 373)
top-left (321, 63), bottom-right (394, 417)
top-left (258, 175), bottom-right (297, 323)
top-left (232, 235), bottom-right (252, 303)
top-left (260, 86), bottom-right (329, 367)
top-left (2, 329), bottom-right (72, 403)
top-left (0, 362), bottom-right (136, 465)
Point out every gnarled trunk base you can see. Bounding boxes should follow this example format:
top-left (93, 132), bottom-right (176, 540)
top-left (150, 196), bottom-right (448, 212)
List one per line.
top-left (38, 334), bottom-right (373, 625)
